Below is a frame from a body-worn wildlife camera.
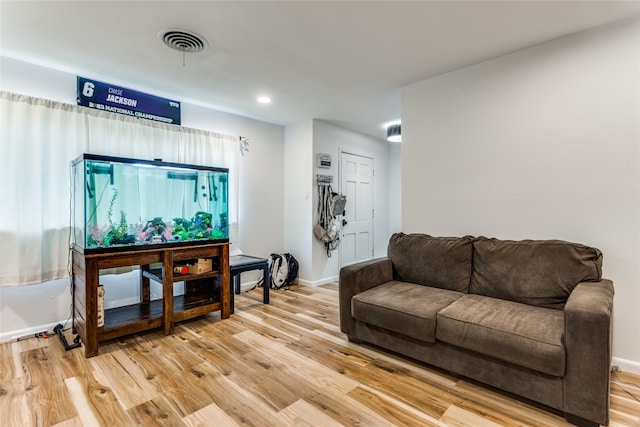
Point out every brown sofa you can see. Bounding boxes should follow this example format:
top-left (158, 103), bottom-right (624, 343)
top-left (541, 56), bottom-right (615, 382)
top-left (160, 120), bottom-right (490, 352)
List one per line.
top-left (339, 233), bottom-right (614, 426)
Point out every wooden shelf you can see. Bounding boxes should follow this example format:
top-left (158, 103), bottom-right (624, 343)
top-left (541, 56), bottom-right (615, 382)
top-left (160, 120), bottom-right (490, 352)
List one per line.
top-left (99, 300), bottom-right (164, 341)
top-left (72, 242), bottom-right (230, 357)
top-left (143, 268), bottom-right (222, 283)
top-left (174, 295), bottom-right (222, 322)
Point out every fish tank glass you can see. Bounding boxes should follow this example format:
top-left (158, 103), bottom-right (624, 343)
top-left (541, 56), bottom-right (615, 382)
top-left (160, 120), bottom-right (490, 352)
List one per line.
top-left (71, 153), bottom-right (229, 253)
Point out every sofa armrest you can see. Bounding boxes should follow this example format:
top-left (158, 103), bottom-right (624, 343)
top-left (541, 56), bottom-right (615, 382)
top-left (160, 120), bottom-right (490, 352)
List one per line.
top-left (339, 257), bottom-right (393, 337)
top-left (563, 279), bottom-right (614, 425)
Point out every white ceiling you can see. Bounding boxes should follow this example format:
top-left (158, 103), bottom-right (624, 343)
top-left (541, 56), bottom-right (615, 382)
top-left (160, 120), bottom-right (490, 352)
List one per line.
top-left (1, 1), bottom-right (638, 141)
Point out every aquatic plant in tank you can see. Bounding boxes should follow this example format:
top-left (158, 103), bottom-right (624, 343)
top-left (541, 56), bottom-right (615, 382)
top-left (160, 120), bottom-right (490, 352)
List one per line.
top-left (72, 154), bottom-right (229, 253)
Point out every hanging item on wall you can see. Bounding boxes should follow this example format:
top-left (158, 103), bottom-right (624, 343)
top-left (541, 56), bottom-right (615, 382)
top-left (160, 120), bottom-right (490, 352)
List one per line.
top-left (316, 153), bottom-right (332, 168)
top-left (77, 76), bottom-right (181, 125)
top-left (314, 180), bottom-right (346, 257)
top-left (239, 136), bottom-right (250, 156)
top-left (316, 174), bottom-right (333, 184)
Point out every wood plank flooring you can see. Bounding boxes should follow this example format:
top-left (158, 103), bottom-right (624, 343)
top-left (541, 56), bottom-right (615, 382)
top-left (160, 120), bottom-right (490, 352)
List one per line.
top-left (1, 283), bottom-right (639, 426)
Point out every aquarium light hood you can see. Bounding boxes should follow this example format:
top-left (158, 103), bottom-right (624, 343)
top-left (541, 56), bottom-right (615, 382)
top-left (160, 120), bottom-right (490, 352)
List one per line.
top-left (132, 163), bottom-right (193, 173)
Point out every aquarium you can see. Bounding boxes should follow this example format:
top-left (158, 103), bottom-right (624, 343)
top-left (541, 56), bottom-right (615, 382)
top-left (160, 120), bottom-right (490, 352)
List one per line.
top-left (71, 154), bottom-right (229, 253)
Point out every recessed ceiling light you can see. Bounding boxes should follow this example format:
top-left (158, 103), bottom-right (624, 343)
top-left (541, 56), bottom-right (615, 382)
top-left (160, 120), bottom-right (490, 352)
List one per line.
top-left (257, 96), bottom-right (272, 104)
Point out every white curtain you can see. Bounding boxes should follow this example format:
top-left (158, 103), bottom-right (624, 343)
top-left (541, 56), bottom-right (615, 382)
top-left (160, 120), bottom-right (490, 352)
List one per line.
top-left (0, 91), bottom-right (239, 286)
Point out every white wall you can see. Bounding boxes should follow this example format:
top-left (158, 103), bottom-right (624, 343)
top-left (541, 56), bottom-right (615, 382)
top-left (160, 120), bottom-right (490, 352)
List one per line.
top-left (284, 120), bottom-right (314, 282)
top-left (0, 57), bottom-right (284, 341)
top-left (389, 142), bottom-right (402, 234)
top-left (401, 18), bottom-right (640, 372)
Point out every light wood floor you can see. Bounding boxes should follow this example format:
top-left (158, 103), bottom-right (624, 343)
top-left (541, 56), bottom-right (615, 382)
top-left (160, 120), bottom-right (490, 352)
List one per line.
top-left (1, 283), bottom-right (639, 427)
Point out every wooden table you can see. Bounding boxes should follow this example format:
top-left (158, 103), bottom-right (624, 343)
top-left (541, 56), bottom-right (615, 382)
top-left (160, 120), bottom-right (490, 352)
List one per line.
top-left (229, 255), bottom-right (269, 313)
top-left (72, 242), bottom-right (229, 357)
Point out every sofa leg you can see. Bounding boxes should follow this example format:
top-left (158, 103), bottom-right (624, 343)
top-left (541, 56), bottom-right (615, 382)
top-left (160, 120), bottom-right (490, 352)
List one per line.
top-left (347, 335), bottom-right (362, 344)
top-left (564, 413), bottom-right (601, 427)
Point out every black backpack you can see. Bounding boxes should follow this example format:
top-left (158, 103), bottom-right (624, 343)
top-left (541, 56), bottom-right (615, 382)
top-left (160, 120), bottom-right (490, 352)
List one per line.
top-left (259, 253), bottom-right (299, 290)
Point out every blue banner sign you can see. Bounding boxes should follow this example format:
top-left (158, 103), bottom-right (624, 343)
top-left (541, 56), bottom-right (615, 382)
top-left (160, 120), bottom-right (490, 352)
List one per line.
top-left (77, 77), bottom-right (181, 125)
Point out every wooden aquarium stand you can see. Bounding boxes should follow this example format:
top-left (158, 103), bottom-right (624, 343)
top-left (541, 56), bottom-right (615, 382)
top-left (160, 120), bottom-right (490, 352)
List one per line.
top-left (71, 242), bottom-right (229, 358)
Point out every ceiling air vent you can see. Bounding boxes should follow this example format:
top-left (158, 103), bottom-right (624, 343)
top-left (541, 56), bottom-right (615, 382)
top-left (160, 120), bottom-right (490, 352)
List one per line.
top-left (160, 30), bottom-right (208, 53)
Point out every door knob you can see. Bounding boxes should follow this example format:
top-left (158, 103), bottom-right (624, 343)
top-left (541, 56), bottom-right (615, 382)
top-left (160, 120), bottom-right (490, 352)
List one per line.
top-left (342, 220), bottom-right (348, 226)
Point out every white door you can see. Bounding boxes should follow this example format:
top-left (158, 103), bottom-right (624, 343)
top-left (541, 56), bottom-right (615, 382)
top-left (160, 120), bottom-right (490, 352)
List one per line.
top-left (341, 152), bottom-right (374, 266)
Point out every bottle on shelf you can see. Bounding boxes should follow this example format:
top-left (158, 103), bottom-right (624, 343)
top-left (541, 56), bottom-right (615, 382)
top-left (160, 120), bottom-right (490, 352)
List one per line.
top-left (174, 266), bottom-right (189, 275)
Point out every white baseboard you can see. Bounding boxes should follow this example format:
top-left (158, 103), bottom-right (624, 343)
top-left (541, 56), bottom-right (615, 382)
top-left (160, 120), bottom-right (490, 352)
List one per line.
top-left (612, 356), bottom-right (640, 375)
top-left (0, 320), bottom-right (68, 344)
top-left (239, 280), bottom-right (260, 291)
top-left (296, 276), bottom-right (338, 287)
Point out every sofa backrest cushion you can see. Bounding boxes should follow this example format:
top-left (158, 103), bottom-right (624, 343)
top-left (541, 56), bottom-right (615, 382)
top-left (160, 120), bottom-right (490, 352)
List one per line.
top-left (387, 233), bottom-right (473, 293)
top-left (470, 238), bottom-right (602, 309)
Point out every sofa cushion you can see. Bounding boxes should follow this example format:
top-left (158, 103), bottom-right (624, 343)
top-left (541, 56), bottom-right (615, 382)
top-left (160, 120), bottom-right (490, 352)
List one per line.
top-left (387, 233), bottom-right (473, 293)
top-left (436, 294), bottom-right (566, 377)
top-left (352, 281), bottom-right (464, 343)
top-left (470, 238), bottom-right (602, 309)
